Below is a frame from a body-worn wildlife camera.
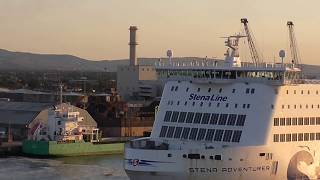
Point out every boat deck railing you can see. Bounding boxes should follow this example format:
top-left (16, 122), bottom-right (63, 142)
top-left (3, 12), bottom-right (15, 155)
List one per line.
top-left (155, 61), bottom-right (299, 70)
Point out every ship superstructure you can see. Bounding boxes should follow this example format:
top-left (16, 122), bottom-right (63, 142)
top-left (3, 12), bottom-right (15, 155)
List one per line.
top-left (31, 105), bottom-right (99, 142)
top-left (124, 21), bottom-right (320, 180)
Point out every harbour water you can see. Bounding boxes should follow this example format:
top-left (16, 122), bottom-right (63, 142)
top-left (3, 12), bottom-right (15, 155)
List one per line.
top-left (0, 155), bottom-right (128, 180)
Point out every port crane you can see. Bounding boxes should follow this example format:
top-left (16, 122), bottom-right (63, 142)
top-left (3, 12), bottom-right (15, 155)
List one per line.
top-left (287, 21), bottom-right (301, 65)
top-left (241, 18), bottom-right (262, 64)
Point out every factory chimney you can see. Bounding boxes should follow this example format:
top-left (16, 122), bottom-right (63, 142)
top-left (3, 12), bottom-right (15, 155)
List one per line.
top-left (129, 26), bottom-right (138, 66)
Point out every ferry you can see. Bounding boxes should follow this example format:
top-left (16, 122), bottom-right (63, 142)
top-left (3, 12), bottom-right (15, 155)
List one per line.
top-left (124, 21), bottom-right (320, 179)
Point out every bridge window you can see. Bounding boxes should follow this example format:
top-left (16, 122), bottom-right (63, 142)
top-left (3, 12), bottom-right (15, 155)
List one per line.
top-left (286, 118), bottom-right (291, 126)
top-left (232, 130), bottom-right (242, 142)
top-left (210, 114), bottom-right (219, 125)
top-left (174, 127), bottom-right (183, 138)
top-left (310, 117), bottom-right (315, 125)
top-left (159, 126), bottom-right (168, 137)
top-left (186, 112), bottom-right (195, 123)
top-left (201, 113), bottom-right (210, 124)
top-left (178, 112), bottom-right (187, 123)
top-left (280, 134), bottom-right (285, 142)
top-left (166, 126), bottom-right (175, 138)
top-left (197, 128), bottom-right (206, 141)
top-left (181, 128), bottom-right (191, 139)
top-left (164, 111), bottom-right (172, 122)
top-left (189, 128), bottom-right (199, 140)
top-left (274, 118), bottom-right (279, 126)
top-left (304, 117), bottom-right (310, 125)
top-left (227, 114), bottom-right (237, 126)
top-left (214, 129), bottom-right (224, 141)
top-left (236, 115), bottom-right (246, 126)
top-left (286, 134), bottom-right (291, 142)
top-left (205, 129), bottom-right (215, 141)
top-left (304, 133), bottom-right (310, 141)
top-left (292, 118), bottom-right (297, 125)
top-left (171, 111), bottom-right (179, 122)
top-left (310, 133), bottom-right (315, 141)
top-left (193, 113), bottom-right (203, 124)
top-left (218, 114), bottom-right (228, 125)
top-left (273, 134), bottom-right (279, 142)
top-left (298, 133), bottom-right (303, 141)
top-left (280, 118), bottom-right (285, 126)
top-left (292, 133), bottom-right (297, 141)
top-left (223, 130), bottom-right (233, 142)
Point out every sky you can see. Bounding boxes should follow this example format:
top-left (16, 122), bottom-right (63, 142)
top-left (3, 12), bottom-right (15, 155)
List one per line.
top-left (0, 0), bottom-right (320, 65)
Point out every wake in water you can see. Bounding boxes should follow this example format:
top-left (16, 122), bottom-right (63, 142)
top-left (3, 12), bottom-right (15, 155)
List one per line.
top-left (0, 156), bottom-right (128, 180)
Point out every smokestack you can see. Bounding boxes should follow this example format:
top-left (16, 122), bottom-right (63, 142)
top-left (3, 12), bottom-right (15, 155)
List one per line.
top-left (129, 26), bottom-right (138, 66)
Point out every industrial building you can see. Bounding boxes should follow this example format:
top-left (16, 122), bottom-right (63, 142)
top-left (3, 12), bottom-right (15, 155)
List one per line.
top-left (116, 26), bottom-right (163, 100)
top-left (0, 101), bottom-right (52, 141)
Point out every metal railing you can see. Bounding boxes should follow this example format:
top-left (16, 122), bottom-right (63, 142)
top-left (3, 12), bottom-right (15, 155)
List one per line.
top-left (155, 60), bottom-right (300, 70)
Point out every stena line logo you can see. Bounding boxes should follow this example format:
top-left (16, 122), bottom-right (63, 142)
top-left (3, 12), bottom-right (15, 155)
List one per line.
top-left (189, 93), bottom-right (228, 102)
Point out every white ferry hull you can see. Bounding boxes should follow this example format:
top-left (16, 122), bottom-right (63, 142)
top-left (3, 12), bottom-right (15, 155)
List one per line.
top-left (123, 22), bottom-right (320, 180)
top-left (125, 144), bottom-right (320, 180)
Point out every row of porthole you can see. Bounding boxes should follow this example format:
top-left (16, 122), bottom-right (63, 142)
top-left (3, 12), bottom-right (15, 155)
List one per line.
top-left (281, 104), bottom-right (320, 109)
top-left (284, 89), bottom-right (319, 95)
top-left (170, 86), bottom-right (256, 95)
top-left (167, 100), bottom-right (251, 109)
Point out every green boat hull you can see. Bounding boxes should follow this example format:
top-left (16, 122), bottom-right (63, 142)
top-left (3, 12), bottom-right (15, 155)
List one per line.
top-left (22, 140), bottom-right (124, 157)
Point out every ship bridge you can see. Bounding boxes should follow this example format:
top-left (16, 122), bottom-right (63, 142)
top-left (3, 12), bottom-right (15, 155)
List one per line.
top-left (155, 61), bottom-right (302, 85)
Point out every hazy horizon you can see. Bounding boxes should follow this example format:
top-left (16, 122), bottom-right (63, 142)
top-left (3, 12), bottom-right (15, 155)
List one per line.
top-left (1, 0), bottom-right (320, 65)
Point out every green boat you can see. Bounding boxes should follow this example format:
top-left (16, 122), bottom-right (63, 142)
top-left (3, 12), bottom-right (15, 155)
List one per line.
top-left (22, 103), bottom-right (125, 157)
top-left (22, 140), bottom-right (124, 157)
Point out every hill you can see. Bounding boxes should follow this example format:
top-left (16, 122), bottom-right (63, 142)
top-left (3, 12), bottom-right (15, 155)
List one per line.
top-left (0, 49), bottom-right (319, 78)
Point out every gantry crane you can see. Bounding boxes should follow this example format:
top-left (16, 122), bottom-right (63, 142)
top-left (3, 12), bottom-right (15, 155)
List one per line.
top-left (241, 18), bottom-right (262, 64)
top-left (287, 21), bottom-right (301, 65)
